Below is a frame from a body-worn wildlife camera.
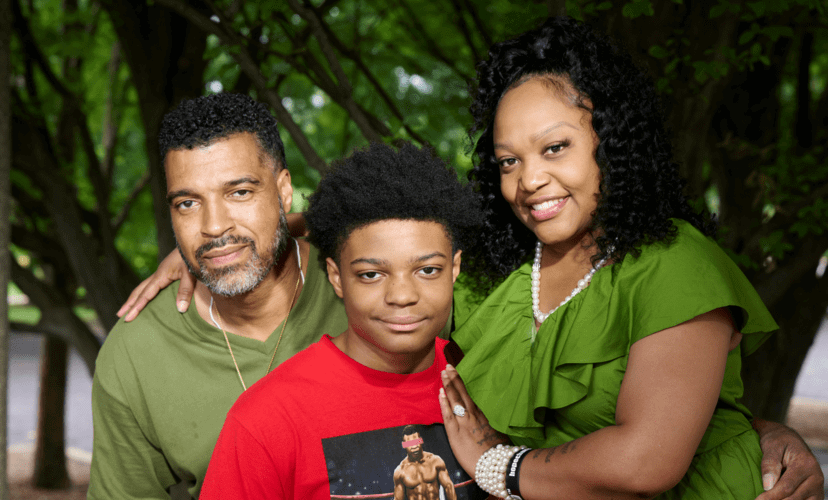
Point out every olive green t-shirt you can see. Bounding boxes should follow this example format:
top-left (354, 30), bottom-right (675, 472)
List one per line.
top-left (89, 244), bottom-right (348, 499)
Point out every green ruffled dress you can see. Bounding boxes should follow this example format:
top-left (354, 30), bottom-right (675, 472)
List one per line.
top-left (452, 219), bottom-right (777, 499)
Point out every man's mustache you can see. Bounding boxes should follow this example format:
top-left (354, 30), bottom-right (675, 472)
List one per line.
top-left (195, 235), bottom-right (255, 260)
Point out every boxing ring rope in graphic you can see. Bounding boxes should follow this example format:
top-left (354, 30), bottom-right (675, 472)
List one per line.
top-left (330, 479), bottom-right (475, 499)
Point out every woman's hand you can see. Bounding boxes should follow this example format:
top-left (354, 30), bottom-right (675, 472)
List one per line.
top-left (438, 364), bottom-right (509, 477)
top-left (116, 249), bottom-right (195, 322)
top-left (753, 418), bottom-right (825, 500)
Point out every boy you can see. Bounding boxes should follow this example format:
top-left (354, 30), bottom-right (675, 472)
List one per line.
top-left (199, 142), bottom-right (488, 499)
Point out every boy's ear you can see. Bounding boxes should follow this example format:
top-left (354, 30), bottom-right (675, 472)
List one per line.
top-left (451, 250), bottom-right (462, 283)
top-left (326, 257), bottom-right (344, 299)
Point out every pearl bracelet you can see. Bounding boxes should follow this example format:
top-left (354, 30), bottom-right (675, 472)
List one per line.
top-left (474, 444), bottom-right (528, 498)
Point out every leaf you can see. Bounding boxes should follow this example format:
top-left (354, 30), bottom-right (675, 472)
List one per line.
top-left (648, 45), bottom-right (669, 59)
top-left (747, 1), bottom-right (766, 16)
top-left (622, 0), bottom-right (655, 19)
top-left (709, 4), bottom-right (728, 17)
top-left (739, 30), bottom-right (755, 45)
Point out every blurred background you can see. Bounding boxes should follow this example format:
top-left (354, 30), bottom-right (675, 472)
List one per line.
top-left (2, 0), bottom-right (827, 497)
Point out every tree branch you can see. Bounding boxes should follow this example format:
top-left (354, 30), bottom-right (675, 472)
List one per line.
top-left (459, 0), bottom-right (491, 48)
top-left (317, 18), bottom-right (427, 144)
top-left (447, 0), bottom-right (482, 63)
top-left (392, 0), bottom-right (473, 81)
top-left (154, 0), bottom-right (329, 173)
top-left (286, 0), bottom-right (387, 142)
top-left (113, 171), bottom-right (151, 234)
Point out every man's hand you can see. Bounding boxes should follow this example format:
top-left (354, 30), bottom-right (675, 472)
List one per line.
top-left (753, 418), bottom-right (825, 500)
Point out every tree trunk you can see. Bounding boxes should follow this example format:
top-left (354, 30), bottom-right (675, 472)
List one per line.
top-left (100, 0), bottom-right (208, 258)
top-left (0, 0), bottom-right (13, 494)
top-left (32, 337), bottom-right (70, 489)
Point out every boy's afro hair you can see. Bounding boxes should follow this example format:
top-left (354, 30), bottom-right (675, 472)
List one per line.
top-left (158, 93), bottom-right (286, 170)
top-left (306, 142), bottom-right (483, 267)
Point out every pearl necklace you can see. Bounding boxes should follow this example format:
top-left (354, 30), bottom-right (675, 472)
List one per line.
top-left (532, 240), bottom-right (610, 324)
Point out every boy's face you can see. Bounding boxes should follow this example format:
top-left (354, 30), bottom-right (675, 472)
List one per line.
top-left (326, 219), bottom-right (461, 374)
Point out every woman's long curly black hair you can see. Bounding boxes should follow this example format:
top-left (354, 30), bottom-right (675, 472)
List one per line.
top-left (465, 16), bottom-right (713, 285)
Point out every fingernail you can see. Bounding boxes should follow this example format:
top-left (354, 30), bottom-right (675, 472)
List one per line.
top-left (762, 474), bottom-right (775, 491)
top-left (439, 388), bottom-right (445, 397)
top-left (445, 363), bottom-right (453, 370)
top-left (177, 300), bottom-right (188, 313)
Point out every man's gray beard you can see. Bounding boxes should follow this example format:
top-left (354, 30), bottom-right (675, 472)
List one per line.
top-left (177, 203), bottom-right (291, 297)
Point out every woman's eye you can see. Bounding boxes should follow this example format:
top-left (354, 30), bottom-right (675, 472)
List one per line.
top-left (546, 140), bottom-right (570, 154)
top-left (498, 157), bottom-right (517, 170)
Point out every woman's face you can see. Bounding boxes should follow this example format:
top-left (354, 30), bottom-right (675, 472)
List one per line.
top-left (493, 77), bottom-right (601, 251)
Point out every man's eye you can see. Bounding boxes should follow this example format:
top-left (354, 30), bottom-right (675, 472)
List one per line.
top-left (231, 189), bottom-right (251, 197)
top-left (177, 200), bottom-right (194, 209)
top-left (359, 271), bottom-right (380, 280)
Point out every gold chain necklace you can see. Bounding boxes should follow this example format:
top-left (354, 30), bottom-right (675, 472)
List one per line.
top-left (209, 243), bottom-right (303, 391)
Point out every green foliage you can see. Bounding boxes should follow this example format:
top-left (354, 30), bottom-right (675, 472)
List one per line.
top-left (10, 0), bottom-right (828, 305)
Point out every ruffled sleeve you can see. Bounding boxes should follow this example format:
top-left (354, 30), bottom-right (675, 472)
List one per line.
top-left (453, 219), bottom-right (777, 446)
top-left (619, 219), bottom-right (777, 353)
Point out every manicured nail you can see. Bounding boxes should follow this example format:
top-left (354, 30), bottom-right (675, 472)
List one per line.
top-left (762, 474), bottom-right (775, 491)
top-left (445, 363), bottom-right (454, 370)
top-left (177, 300), bottom-right (188, 313)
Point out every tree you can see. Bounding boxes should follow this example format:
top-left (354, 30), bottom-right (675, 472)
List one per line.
top-left (7, 0), bottom-right (828, 488)
top-left (583, 1), bottom-right (828, 420)
top-left (2, 0), bottom-right (13, 494)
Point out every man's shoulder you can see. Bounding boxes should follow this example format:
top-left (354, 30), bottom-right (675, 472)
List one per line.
top-left (97, 283), bottom-right (190, 367)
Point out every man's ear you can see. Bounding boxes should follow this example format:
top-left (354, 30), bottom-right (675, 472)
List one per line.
top-left (276, 167), bottom-right (293, 213)
top-left (451, 250), bottom-right (462, 283)
top-left (326, 257), bottom-right (344, 299)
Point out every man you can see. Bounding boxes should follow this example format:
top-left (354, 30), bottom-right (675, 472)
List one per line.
top-left (395, 425), bottom-right (458, 500)
top-left (199, 142), bottom-right (487, 499)
top-left (88, 93), bottom-right (348, 499)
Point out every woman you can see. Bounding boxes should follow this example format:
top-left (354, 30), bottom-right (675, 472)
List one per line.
top-left (437, 16), bottom-right (804, 500)
top-left (118, 18), bottom-right (823, 500)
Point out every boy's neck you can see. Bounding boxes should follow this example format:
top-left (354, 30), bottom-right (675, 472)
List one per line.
top-left (331, 332), bottom-right (437, 374)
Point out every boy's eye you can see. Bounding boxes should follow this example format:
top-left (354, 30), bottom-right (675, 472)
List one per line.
top-left (418, 266), bottom-right (440, 276)
top-left (358, 271), bottom-right (380, 280)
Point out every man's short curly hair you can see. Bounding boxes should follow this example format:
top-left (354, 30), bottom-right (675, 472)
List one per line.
top-left (466, 16), bottom-right (713, 283)
top-left (158, 93), bottom-right (286, 171)
top-left (305, 142), bottom-right (483, 267)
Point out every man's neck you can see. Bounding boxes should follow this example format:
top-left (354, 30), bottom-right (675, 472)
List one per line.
top-left (195, 239), bottom-right (309, 342)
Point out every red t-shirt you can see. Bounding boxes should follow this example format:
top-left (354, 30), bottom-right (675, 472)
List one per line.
top-left (201, 336), bottom-right (483, 499)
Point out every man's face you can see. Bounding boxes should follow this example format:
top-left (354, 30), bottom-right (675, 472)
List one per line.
top-left (402, 432), bottom-right (424, 460)
top-left (165, 133), bottom-right (293, 297)
top-left (326, 219), bottom-right (461, 373)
